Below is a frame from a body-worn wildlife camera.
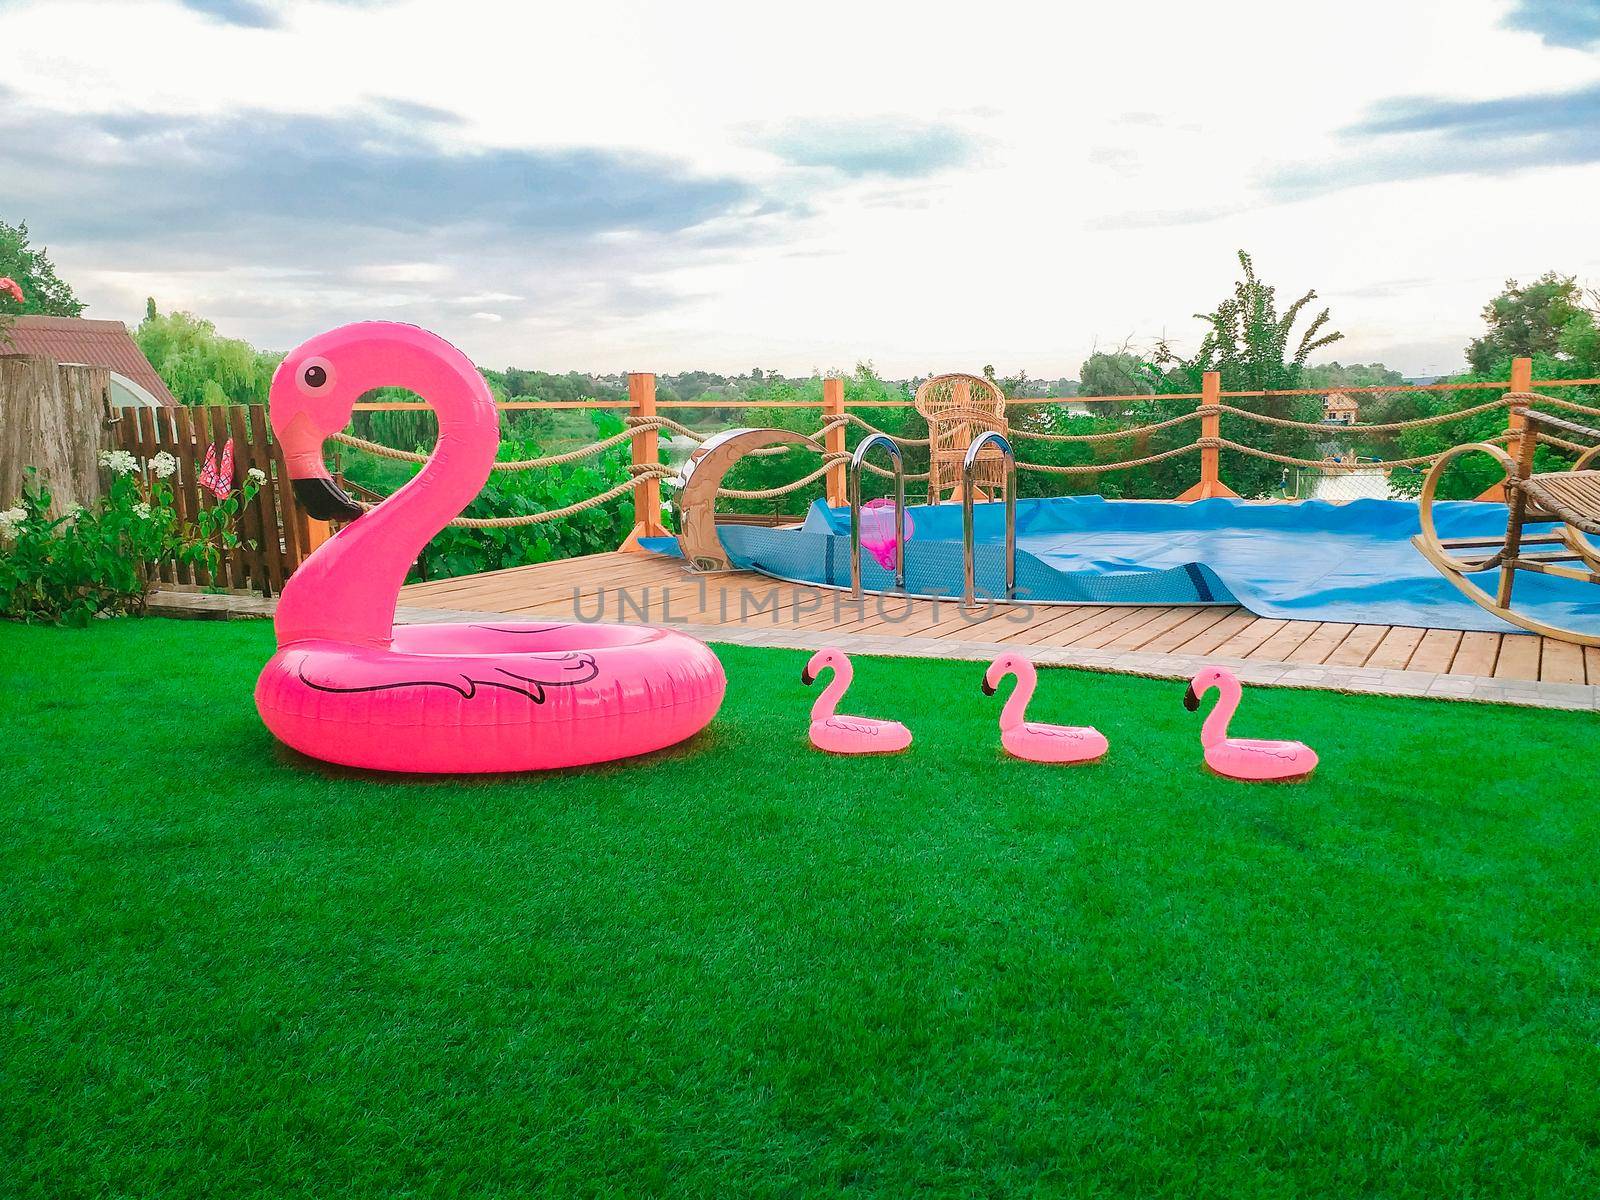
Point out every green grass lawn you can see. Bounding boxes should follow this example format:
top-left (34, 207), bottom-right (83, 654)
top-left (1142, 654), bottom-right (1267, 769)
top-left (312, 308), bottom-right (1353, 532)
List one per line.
top-left (3, 619), bottom-right (1598, 1197)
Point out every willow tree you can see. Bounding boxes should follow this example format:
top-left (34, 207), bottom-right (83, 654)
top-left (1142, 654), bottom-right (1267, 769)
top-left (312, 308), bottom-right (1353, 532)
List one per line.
top-left (133, 307), bottom-right (281, 407)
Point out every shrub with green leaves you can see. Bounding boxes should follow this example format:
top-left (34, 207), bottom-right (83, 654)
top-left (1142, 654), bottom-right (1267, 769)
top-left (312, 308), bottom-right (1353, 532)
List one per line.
top-left (0, 453), bottom-right (262, 625)
top-left (337, 411), bottom-right (639, 580)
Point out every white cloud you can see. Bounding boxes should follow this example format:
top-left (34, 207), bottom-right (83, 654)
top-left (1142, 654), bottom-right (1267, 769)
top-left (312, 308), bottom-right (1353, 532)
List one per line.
top-left (0, 0), bottom-right (1595, 378)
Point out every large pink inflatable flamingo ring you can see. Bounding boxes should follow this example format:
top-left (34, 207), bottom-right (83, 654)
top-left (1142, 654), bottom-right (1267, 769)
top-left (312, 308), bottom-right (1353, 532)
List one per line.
top-left (255, 321), bottom-right (726, 773)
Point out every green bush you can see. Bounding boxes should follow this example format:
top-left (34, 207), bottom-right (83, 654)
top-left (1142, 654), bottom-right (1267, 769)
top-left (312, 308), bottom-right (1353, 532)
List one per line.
top-left (0, 453), bottom-right (262, 625)
top-left (1389, 352), bottom-right (1598, 498)
top-left (715, 366), bottom-right (928, 514)
top-left (338, 411), bottom-right (638, 580)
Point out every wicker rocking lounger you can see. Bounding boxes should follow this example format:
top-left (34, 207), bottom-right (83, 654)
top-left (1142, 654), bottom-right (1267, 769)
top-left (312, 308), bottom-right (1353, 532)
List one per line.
top-left (1412, 397), bottom-right (1600, 645)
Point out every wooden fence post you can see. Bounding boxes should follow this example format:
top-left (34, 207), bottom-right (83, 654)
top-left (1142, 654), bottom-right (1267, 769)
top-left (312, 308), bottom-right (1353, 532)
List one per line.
top-left (619, 371), bottom-right (669, 551)
top-left (823, 376), bottom-right (846, 507)
top-left (0, 356), bottom-right (115, 515)
top-left (1476, 356), bottom-right (1533, 502)
top-left (1177, 371), bottom-right (1238, 500)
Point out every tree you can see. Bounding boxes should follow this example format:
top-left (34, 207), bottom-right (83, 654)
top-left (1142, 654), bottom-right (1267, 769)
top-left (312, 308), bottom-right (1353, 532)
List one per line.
top-left (1152, 250), bottom-right (1342, 393)
top-left (1078, 350), bottom-right (1152, 397)
top-left (133, 306), bottom-right (281, 406)
top-left (1466, 272), bottom-right (1585, 374)
top-left (0, 220), bottom-right (85, 317)
top-left (1392, 280), bottom-right (1600, 500)
top-left (1298, 361), bottom-right (1406, 389)
top-left (1557, 295), bottom-right (1600, 377)
top-left (1143, 251), bottom-right (1343, 497)
top-left (719, 363), bottom-right (924, 515)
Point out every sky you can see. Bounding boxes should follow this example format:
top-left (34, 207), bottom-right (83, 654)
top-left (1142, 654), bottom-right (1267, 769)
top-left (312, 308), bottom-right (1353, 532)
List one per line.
top-left (1, 0), bottom-right (1597, 378)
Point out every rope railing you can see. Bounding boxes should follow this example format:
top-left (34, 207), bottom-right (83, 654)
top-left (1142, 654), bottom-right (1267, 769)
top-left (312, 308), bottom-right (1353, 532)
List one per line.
top-left (440, 465), bottom-right (673, 528)
top-left (339, 413), bottom-right (1522, 514)
top-left (327, 364), bottom-right (1600, 534)
top-left (1210, 436), bottom-right (1513, 472)
top-left (1015, 442), bottom-right (1203, 474)
top-left (1535, 433), bottom-right (1593, 456)
top-left (1008, 408), bottom-right (1208, 443)
top-left (837, 413), bottom-right (929, 445)
top-left (1214, 395), bottom-right (1514, 433)
top-left (1513, 393), bottom-right (1600, 419)
top-left (712, 460), bottom-right (839, 500)
top-left (336, 395), bottom-right (1539, 478)
top-left (333, 418), bottom-right (655, 469)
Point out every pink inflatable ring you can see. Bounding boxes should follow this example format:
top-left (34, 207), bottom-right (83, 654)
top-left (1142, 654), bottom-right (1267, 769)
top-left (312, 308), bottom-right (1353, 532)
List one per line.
top-left (255, 321), bottom-right (725, 773)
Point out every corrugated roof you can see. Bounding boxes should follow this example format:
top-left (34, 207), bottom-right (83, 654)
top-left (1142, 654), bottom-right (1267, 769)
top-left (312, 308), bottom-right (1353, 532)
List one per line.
top-left (1, 315), bottom-right (178, 405)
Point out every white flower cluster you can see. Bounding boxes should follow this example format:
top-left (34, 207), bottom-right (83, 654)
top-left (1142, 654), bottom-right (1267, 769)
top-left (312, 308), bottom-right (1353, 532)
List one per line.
top-left (0, 506), bottom-right (25, 538)
top-left (150, 450), bottom-right (178, 479)
top-left (246, 467), bottom-right (266, 485)
top-left (99, 448), bottom-right (139, 476)
top-left (133, 501), bottom-right (153, 520)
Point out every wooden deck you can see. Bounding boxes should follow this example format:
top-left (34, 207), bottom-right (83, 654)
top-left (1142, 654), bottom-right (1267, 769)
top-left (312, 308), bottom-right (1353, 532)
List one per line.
top-left (399, 551), bottom-right (1600, 687)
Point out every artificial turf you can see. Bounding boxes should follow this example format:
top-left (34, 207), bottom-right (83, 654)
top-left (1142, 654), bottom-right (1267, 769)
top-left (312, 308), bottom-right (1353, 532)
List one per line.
top-left (3, 617), bottom-right (1598, 1197)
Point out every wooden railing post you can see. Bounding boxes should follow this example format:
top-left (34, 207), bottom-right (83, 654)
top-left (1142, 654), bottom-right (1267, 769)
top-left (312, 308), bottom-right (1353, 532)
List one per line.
top-left (1177, 371), bottom-right (1237, 500)
top-left (619, 371), bottom-right (669, 551)
top-left (304, 519), bottom-right (331, 553)
top-left (823, 376), bottom-right (846, 507)
top-left (1475, 356), bottom-right (1533, 502)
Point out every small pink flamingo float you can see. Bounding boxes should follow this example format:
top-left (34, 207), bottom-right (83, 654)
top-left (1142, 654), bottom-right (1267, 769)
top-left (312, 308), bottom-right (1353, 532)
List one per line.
top-left (1183, 666), bottom-right (1317, 782)
top-left (254, 321), bottom-right (724, 773)
top-left (858, 496), bottom-right (912, 571)
top-left (801, 648), bottom-right (912, 754)
top-left (981, 653), bottom-right (1108, 764)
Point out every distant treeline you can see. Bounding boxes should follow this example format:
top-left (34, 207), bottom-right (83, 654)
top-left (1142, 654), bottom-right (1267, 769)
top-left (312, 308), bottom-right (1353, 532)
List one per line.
top-left (481, 365), bottom-right (1080, 406)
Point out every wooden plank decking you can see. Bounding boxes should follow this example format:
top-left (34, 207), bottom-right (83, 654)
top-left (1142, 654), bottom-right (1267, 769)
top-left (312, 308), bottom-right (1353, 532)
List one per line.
top-left (399, 551), bottom-right (1600, 687)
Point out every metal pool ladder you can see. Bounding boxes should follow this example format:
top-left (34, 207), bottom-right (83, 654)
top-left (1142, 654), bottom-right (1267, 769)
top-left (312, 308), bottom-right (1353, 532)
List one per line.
top-left (848, 433), bottom-right (906, 599)
top-left (962, 431), bottom-right (1017, 607)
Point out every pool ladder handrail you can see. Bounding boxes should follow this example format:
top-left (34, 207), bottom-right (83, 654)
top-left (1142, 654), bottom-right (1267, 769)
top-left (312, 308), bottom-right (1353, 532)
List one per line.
top-left (962, 431), bottom-right (1017, 608)
top-left (848, 433), bottom-right (906, 599)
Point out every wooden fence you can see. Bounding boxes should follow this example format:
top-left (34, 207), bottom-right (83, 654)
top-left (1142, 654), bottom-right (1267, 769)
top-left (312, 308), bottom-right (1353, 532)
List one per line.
top-left (114, 403), bottom-right (313, 595)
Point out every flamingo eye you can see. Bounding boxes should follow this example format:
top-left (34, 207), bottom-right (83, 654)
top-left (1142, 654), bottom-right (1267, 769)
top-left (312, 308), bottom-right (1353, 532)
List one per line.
top-left (297, 357), bottom-right (336, 395)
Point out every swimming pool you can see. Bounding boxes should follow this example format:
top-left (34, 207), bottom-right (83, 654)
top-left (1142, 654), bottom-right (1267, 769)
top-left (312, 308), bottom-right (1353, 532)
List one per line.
top-left (643, 495), bottom-right (1600, 637)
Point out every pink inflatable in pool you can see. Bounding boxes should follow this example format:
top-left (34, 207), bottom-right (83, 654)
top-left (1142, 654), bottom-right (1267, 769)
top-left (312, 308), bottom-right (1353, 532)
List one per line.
top-left (858, 496), bottom-right (912, 571)
top-left (255, 322), bottom-right (725, 773)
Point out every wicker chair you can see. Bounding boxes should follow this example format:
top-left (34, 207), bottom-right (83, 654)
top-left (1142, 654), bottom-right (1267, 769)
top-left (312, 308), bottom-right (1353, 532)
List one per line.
top-left (1412, 396), bottom-right (1600, 645)
top-left (914, 373), bottom-right (1009, 505)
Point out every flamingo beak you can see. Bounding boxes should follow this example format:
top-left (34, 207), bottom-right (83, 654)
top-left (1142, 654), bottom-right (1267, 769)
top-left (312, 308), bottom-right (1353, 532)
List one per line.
top-left (291, 477), bottom-right (365, 523)
top-left (980, 676), bottom-right (996, 696)
top-left (1182, 683), bottom-right (1200, 711)
top-left (278, 411), bottom-right (364, 522)
top-left (800, 667), bottom-right (815, 686)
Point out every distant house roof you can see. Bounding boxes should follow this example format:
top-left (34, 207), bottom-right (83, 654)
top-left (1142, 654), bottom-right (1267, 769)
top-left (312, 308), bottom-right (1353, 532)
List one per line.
top-left (1, 315), bottom-right (177, 406)
top-left (1324, 391), bottom-right (1359, 413)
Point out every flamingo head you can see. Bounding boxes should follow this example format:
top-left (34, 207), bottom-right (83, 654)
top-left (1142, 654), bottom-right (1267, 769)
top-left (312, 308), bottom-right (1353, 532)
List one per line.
top-left (1183, 665), bottom-right (1235, 712)
top-left (981, 652), bottom-right (1028, 696)
top-left (272, 320), bottom-right (484, 522)
top-left (269, 326), bottom-right (385, 522)
top-left (800, 647), bottom-right (847, 686)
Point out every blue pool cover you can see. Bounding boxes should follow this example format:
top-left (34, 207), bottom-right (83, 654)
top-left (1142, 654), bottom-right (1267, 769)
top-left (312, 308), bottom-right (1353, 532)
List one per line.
top-left (641, 495), bottom-right (1600, 636)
